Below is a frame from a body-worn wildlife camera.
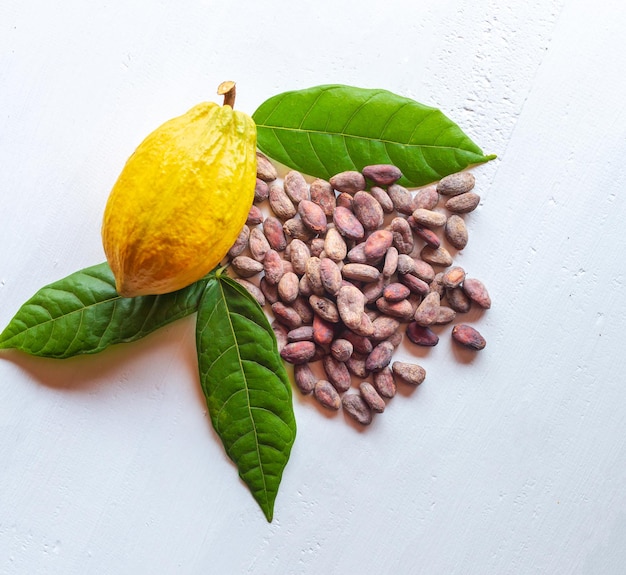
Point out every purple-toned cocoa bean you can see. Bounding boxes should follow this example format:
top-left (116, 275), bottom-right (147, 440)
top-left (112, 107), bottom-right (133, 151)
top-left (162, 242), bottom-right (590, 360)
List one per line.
top-left (362, 164), bottom-right (402, 186)
top-left (392, 361), bottom-right (426, 385)
top-left (373, 367), bottom-right (396, 399)
top-left (342, 393), bottom-right (373, 425)
top-left (310, 178), bottom-right (336, 217)
top-left (280, 341), bottom-right (316, 364)
top-left (283, 170), bottom-right (309, 204)
top-left (405, 322), bottom-right (439, 346)
top-left (314, 380), bottom-right (341, 410)
top-left (322, 355), bottom-right (352, 393)
top-left (451, 324), bottom-right (486, 350)
top-left (294, 363), bottom-right (316, 394)
top-left (333, 206), bottom-right (365, 240)
top-left (359, 381), bottom-right (386, 413)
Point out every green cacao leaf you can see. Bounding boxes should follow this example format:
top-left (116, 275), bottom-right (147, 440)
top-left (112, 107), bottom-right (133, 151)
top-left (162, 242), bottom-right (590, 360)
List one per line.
top-left (252, 84), bottom-right (496, 187)
top-left (0, 262), bottom-right (210, 358)
top-left (196, 274), bottom-right (296, 522)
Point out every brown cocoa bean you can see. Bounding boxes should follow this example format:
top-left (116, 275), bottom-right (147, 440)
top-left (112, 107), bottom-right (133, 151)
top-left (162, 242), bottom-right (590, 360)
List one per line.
top-left (256, 152), bottom-right (277, 182)
top-left (445, 215), bottom-right (469, 250)
top-left (305, 256), bottom-right (325, 296)
top-left (445, 192), bottom-right (480, 214)
top-left (412, 185), bottom-right (439, 210)
top-left (320, 257), bottom-right (343, 296)
top-left (310, 178), bottom-right (336, 217)
top-left (373, 367), bottom-right (396, 399)
top-left (362, 164), bottom-right (402, 186)
top-left (383, 283), bottom-right (410, 302)
top-left (369, 186), bottom-right (395, 213)
top-left (324, 227), bottom-right (348, 261)
top-left (420, 245), bottom-right (453, 267)
top-left (333, 206), bottom-right (365, 240)
top-left (462, 278), bottom-right (491, 309)
top-left (365, 341), bottom-right (394, 372)
top-left (263, 249), bottom-right (284, 285)
top-left (362, 276), bottom-right (386, 305)
top-left (387, 184), bottom-right (414, 215)
top-left (392, 361), bottom-right (426, 385)
top-left (271, 320), bottom-right (288, 351)
top-left (340, 329), bottom-right (373, 355)
top-left (231, 255), bottom-right (263, 278)
top-left (412, 259), bottom-right (436, 283)
top-left (298, 199), bottom-right (327, 234)
top-left (405, 322), bottom-right (439, 346)
top-left (309, 294), bottom-right (340, 323)
top-left (446, 287), bottom-right (471, 313)
top-left (390, 217), bottom-right (414, 254)
top-left (342, 393), bottom-right (373, 425)
top-left (346, 243), bottom-right (368, 264)
top-left (437, 171), bottom-right (475, 196)
top-left (271, 302), bottom-right (303, 330)
top-left (227, 225), bottom-right (250, 258)
top-left (314, 380), bottom-right (341, 410)
top-left (353, 191), bottom-right (384, 230)
top-left (283, 170), bottom-right (309, 204)
top-left (280, 341), bottom-right (316, 364)
top-left (260, 277), bottom-right (279, 304)
top-left (385, 330), bottom-right (403, 348)
top-left (371, 316), bottom-right (400, 341)
top-left (429, 272), bottom-right (445, 297)
top-left (330, 171), bottom-right (366, 194)
top-left (451, 324), bottom-right (486, 350)
top-left (294, 363), bottom-right (316, 394)
top-left (359, 381), bottom-right (385, 413)
top-left (263, 216), bottom-right (287, 252)
top-left (350, 312), bottom-right (375, 338)
top-left (398, 272), bottom-right (430, 296)
top-left (434, 306), bottom-right (457, 325)
top-left (375, 297), bottom-right (414, 321)
top-left (246, 204), bottom-right (263, 226)
top-left (382, 246), bottom-right (399, 278)
top-left (292, 296), bottom-right (314, 324)
top-left (342, 263), bottom-right (380, 283)
top-left (309, 238), bottom-right (326, 258)
top-left (346, 353), bottom-right (370, 379)
top-left (409, 223), bottom-right (441, 248)
top-left (411, 208), bottom-right (447, 228)
top-left (363, 229), bottom-right (393, 261)
top-left (278, 271), bottom-right (300, 303)
top-left (337, 285), bottom-right (366, 330)
top-left (322, 355), bottom-right (351, 392)
top-left (234, 278), bottom-right (265, 306)
top-left (254, 178), bottom-right (270, 203)
top-left (312, 314), bottom-right (335, 346)
top-left (248, 226), bottom-right (271, 261)
top-left (288, 239), bottom-right (310, 275)
top-left (330, 338), bottom-right (353, 362)
top-left (336, 192), bottom-right (354, 209)
top-left (396, 254), bottom-right (416, 275)
top-left (442, 266), bottom-right (466, 289)
top-left (298, 274), bottom-right (313, 297)
top-left (287, 325), bottom-right (314, 342)
top-left (269, 183), bottom-right (296, 220)
top-left (414, 291), bottom-right (440, 326)
top-left (283, 217), bottom-right (315, 242)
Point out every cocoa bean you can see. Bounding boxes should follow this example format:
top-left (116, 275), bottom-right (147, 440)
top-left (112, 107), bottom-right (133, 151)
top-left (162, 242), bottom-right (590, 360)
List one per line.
top-left (412, 185), bottom-right (439, 210)
top-left (319, 257), bottom-right (343, 296)
top-left (369, 186), bottom-right (395, 213)
top-left (375, 297), bottom-right (414, 321)
top-left (429, 272), bottom-right (445, 297)
top-left (362, 276), bottom-right (386, 305)
top-left (336, 192), bottom-right (354, 209)
top-left (292, 296), bottom-right (314, 324)
top-left (298, 274), bottom-right (313, 297)
top-left (383, 283), bottom-right (410, 302)
top-left (283, 217), bottom-right (315, 242)
top-left (398, 272), bottom-right (430, 296)
top-left (330, 338), bottom-right (353, 362)
top-left (305, 256), bottom-right (325, 296)
top-left (405, 322), bottom-right (439, 346)
top-left (359, 381), bottom-right (386, 413)
top-left (411, 208), bottom-right (447, 228)
top-left (246, 205), bottom-right (263, 226)
top-left (346, 353), bottom-right (370, 379)
top-left (462, 278), bottom-right (491, 309)
top-left (283, 170), bottom-right (310, 204)
top-left (445, 192), bottom-right (480, 214)
top-left (387, 184), bottom-right (414, 215)
top-left (437, 171), bottom-right (475, 196)
top-left (371, 316), bottom-right (400, 341)
top-left (413, 292), bottom-right (440, 326)
top-left (353, 191), bottom-right (384, 230)
top-left (442, 266), bottom-right (466, 289)
top-left (269, 183), bottom-right (296, 220)
top-left (434, 306), bottom-right (457, 325)
top-left (227, 225), bottom-right (250, 258)
top-left (278, 271), bottom-right (300, 303)
top-left (271, 302), bottom-right (303, 330)
top-left (324, 227), bottom-right (348, 261)
top-left (362, 164), bottom-right (402, 186)
top-left (451, 324), bottom-right (486, 350)
top-left (289, 238), bottom-right (310, 275)
top-left (385, 330), bottom-right (403, 348)
top-left (314, 380), bottom-right (341, 410)
top-left (309, 238), bottom-right (326, 258)
top-left (350, 312), bottom-right (375, 338)
top-left (271, 320), bottom-right (288, 351)
top-left (234, 278), bottom-right (265, 306)
top-left (260, 277), bottom-right (279, 304)
top-left (363, 229), bottom-right (393, 261)
top-left (446, 287), bottom-right (471, 313)
top-left (342, 263), bottom-right (380, 283)
top-left (298, 199), bottom-right (327, 234)
top-left (256, 152), bottom-right (278, 182)
top-left (445, 215), bottom-right (468, 250)
top-left (330, 171), bottom-right (366, 194)
top-left (263, 216), bottom-right (288, 252)
top-left (263, 249), bottom-right (284, 285)
top-left (409, 223), bottom-right (441, 248)
top-left (390, 217), bottom-right (414, 254)
top-left (309, 295), bottom-right (340, 323)
top-left (342, 393), bottom-right (373, 425)
top-left (333, 206), bottom-right (365, 240)
top-left (346, 243), bottom-right (368, 264)
top-left (322, 355), bottom-right (351, 392)
top-left (337, 285), bottom-right (366, 330)
top-left (420, 245), bottom-right (453, 267)
top-left (392, 361), bottom-right (426, 385)
top-left (310, 178), bottom-right (336, 217)
top-left (287, 325), bottom-right (314, 342)
top-left (231, 255), bottom-right (263, 278)
top-left (312, 314), bottom-right (335, 346)
top-left (365, 341), bottom-right (394, 372)
top-left (254, 178), bottom-right (270, 203)
top-left (373, 367), bottom-right (396, 399)
top-left (280, 341), bottom-right (316, 364)
top-left (294, 363), bottom-right (316, 394)
top-left (249, 226), bottom-right (271, 261)
top-left (382, 246), bottom-right (399, 278)
top-left (412, 259), bottom-right (436, 283)
top-left (396, 254), bottom-right (416, 275)
top-left (340, 329), bottom-right (373, 355)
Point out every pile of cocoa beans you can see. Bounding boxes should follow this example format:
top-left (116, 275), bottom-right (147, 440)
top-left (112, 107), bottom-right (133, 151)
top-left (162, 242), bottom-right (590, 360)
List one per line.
top-left (224, 152), bottom-right (491, 426)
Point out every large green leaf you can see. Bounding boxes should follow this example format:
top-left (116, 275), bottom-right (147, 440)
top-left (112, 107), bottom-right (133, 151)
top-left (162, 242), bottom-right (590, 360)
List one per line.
top-left (0, 262), bottom-right (209, 358)
top-left (196, 275), bottom-right (296, 522)
top-left (252, 84), bottom-right (496, 187)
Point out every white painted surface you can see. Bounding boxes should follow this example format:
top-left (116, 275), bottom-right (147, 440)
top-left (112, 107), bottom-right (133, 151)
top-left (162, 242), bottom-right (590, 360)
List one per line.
top-left (1, 1), bottom-right (625, 573)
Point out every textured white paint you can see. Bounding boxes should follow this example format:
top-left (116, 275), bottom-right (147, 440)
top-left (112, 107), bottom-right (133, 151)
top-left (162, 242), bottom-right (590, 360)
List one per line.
top-left (1, 1), bottom-right (626, 573)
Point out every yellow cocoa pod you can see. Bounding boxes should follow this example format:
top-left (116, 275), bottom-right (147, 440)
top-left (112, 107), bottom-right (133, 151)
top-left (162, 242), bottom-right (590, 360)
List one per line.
top-left (102, 99), bottom-right (257, 297)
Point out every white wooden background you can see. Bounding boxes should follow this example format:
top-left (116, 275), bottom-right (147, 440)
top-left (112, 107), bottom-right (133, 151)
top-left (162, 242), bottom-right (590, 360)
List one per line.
top-left (1, 1), bottom-right (625, 573)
